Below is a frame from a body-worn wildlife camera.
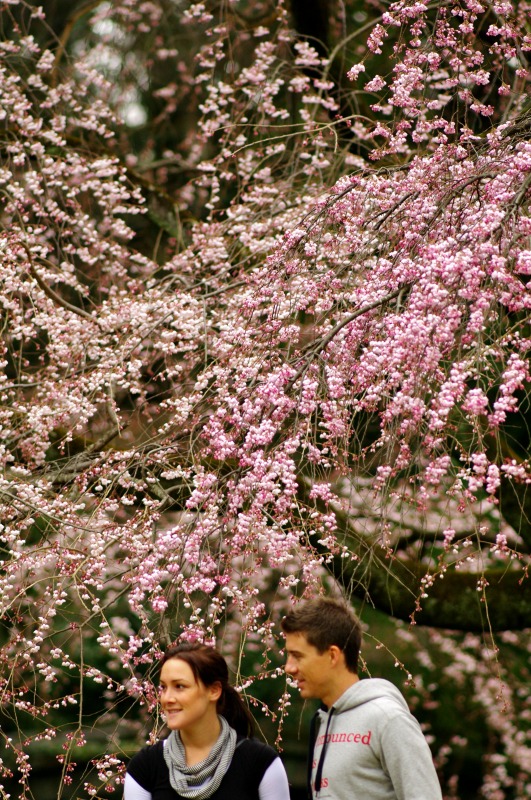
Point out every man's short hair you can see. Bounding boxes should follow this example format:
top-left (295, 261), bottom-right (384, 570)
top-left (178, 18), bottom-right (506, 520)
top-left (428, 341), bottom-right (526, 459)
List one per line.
top-left (281, 596), bottom-right (362, 673)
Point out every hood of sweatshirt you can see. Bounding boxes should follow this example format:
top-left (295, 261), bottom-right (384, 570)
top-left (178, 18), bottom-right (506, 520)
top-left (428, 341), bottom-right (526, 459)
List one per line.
top-left (328, 678), bottom-right (410, 716)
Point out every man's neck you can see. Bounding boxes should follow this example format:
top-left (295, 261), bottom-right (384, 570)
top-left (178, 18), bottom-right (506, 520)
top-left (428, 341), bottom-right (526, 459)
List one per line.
top-left (321, 672), bottom-right (359, 709)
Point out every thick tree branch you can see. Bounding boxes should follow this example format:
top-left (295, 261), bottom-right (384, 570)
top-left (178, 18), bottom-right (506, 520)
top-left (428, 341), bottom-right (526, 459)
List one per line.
top-left (327, 544), bottom-right (530, 632)
top-left (300, 479), bottom-right (531, 632)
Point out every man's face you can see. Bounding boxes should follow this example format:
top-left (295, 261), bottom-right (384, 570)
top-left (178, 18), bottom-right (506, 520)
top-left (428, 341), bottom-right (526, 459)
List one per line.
top-left (284, 631), bottom-right (333, 702)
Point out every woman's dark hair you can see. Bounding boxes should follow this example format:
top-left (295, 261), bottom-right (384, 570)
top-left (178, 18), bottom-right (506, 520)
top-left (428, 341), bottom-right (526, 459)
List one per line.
top-left (161, 642), bottom-right (255, 737)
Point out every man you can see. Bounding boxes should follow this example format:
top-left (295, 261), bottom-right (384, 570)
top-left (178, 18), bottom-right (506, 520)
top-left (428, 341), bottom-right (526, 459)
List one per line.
top-left (282, 597), bottom-right (443, 800)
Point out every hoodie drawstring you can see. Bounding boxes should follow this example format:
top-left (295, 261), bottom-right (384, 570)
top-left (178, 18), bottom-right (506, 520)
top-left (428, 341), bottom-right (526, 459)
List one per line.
top-left (314, 708), bottom-right (335, 794)
top-left (307, 711), bottom-right (319, 799)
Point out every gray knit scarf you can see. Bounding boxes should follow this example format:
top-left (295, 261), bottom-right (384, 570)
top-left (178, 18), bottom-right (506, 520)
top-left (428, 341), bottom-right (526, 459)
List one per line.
top-left (163, 715), bottom-right (237, 799)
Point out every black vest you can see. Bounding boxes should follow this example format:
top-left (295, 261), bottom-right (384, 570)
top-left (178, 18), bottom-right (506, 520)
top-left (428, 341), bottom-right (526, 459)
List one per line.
top-left (127, 736), bottom-right (277, 800)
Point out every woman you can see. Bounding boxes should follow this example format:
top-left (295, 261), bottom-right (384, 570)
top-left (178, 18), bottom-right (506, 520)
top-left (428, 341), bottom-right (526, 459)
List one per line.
top-left (124, 642), bottom-right (291, 800)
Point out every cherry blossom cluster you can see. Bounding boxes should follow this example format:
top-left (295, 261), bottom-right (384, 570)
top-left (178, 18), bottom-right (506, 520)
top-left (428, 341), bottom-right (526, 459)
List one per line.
top-left (347, 0), bottom-right (531, 156)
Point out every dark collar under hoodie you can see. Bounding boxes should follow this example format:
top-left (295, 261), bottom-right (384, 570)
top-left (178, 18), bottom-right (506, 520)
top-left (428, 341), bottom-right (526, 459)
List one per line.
top-left (308, 678), bottom-right (443, 800)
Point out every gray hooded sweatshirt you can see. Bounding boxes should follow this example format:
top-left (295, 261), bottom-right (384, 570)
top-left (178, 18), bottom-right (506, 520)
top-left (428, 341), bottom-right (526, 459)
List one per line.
top-left (310, 678), bottom-right (443, 800)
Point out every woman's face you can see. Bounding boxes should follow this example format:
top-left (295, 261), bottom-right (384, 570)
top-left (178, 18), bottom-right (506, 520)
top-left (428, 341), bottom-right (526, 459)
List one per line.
top-left (159, 658), bottom-right (220, 732)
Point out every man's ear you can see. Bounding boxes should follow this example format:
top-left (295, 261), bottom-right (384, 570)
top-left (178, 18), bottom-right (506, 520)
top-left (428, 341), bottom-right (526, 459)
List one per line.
top-left (329, 645), bottom-right (344, 667)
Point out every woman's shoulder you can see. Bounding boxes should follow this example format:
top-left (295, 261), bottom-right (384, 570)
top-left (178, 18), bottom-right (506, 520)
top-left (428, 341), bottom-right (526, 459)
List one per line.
top-left (235, 736), bottom-right (279, 768)
top-left (127, 739), bottom-right (165, 772)
top-left (226, 737), bottom-right (282, 794)
top-left (127, 740), bottom-right (173, 796)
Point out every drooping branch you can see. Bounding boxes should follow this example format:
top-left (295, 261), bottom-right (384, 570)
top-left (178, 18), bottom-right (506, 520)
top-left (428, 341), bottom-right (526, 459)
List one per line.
top-left (499, 478), bottom-right (531, 550)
